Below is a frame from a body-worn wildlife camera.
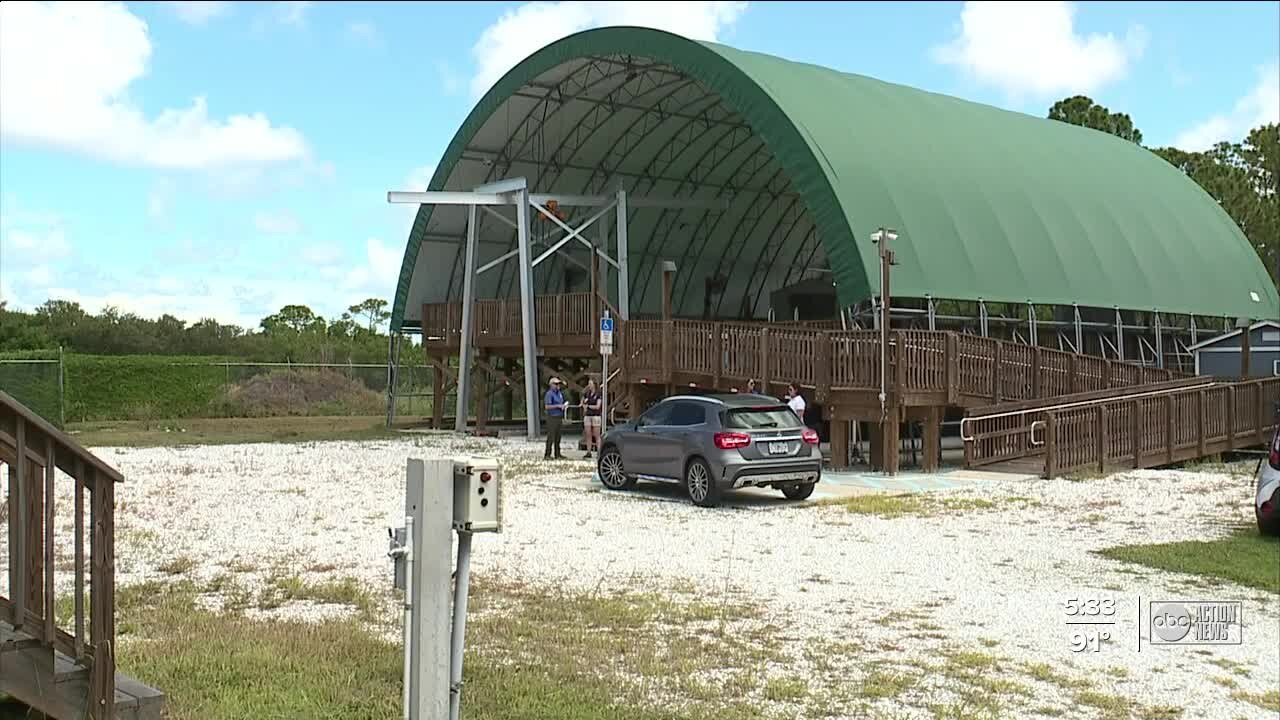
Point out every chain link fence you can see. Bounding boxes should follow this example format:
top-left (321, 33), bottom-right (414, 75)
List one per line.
top-left (0, 358), bottom-right (438, 426)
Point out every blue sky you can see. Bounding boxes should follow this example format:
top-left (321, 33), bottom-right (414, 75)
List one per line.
top-left (2, 0), bottom-right (1277, 330)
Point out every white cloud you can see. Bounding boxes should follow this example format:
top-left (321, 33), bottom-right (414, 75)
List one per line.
top-left (1174, 63), bottom-right (1280, 151)
top-left (932, 1), bottom-right (1146, 99)
top-left (469, 1), bottom-right (749, 98)
top-left (405, 165), bottom-right (436, 192)
top-left (347, 20), bottom-right (378, 46)
top-left (0, 1), bottom-right (310, 170)
top-left (301, 243), bottom-right (344, 266)
top-left (341, 238), bottom-right (401, 298)
top-left (253, 210), bottom-right (302, 235)
top-left (162, 1), bottom-right (229, 25)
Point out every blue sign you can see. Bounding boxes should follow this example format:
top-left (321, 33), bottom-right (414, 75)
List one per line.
top-left (600, 317), bottom-right (614, 332)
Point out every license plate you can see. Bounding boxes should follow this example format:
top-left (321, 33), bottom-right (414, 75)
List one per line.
top-left (768, 442), bottom-right (790, 455)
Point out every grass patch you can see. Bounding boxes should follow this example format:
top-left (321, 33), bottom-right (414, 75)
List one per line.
top-left (1096, 527), bottom-right (1279, 594)
top-left (71, 415), bottom-right (403, 448)
top-left (97, 575), bottom-right (789, 720)
top-left (157, 555), bottom-right (197, 576)
top-left (1231, 689), bottom-right (1279, 713)
top-left (858, 668), bottom-right (918, 700)
top-left (824, 492), bottom-right (1037, 518)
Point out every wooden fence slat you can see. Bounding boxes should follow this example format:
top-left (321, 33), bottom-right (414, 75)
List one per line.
top-left (45, 437), bottom-right (55, 643)
top-left (76, 458), bottom-right (85, 659)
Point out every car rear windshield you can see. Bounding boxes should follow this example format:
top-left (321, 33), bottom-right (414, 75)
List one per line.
top-left (722, 406), bottom-right (802, 430)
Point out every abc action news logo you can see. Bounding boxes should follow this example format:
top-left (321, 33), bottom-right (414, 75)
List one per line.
top-left (1149, 601), bottom-right (1242, 645)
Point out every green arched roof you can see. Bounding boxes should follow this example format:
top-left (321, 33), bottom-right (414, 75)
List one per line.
top-left (392, 27), bottom-right (1278, 331)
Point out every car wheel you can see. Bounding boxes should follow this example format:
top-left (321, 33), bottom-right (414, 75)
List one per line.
top-left (598, 446), bottom-right (635, 490)
top-left (685, 457), bottom-right (721, 508)
top-left (781, 482), bottom-right (816, 501)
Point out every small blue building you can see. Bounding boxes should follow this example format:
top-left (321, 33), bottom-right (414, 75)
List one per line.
top-left (1190, 320), bottom-right (1280, 379)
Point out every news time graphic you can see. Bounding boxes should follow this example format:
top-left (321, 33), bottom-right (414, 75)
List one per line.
top-left (1149, 601), bottom-right (1242, 646)
top-left (1064, 596), bottom-right (1118, 653)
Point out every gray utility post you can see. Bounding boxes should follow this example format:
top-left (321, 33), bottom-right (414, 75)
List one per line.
top-left (456, 205), bottom-right (480, 433)
top-left (402, 459), bottom-right (452, 720)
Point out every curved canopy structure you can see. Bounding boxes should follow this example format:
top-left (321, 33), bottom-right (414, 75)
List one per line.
top-left (391, 26), bottom-right (1278, 332)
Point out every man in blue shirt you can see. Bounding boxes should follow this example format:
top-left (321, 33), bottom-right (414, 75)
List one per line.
top-left (543, 376), bottom-right (568, 460)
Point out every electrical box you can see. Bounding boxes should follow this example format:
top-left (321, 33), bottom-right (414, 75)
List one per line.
top-left (452, 457), bottom-right (501, 533)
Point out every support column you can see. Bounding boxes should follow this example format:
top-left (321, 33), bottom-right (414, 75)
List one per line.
top-left (1073, 304), bottom-right (1082, 353)
top-left (661, 261), bottom-right (676, 321)
top-left (616, 189), bottom-right (630, 320)
top-left (869, 420), bottom-right (884, 470)
top-left (882, 407), bottom-right (901, 476)
top-left (516, 189), bottom-right (541, 439)
top-left (922, 406), bottom-right (942, 473)
top-left (831, 418), bottom-right (849, 470)
top-left (455, 205), bottom-right (479, 432)
top-left (476, 357), bottom-right (490, 435)
top-left (502, 357), bottom-right (514, 422)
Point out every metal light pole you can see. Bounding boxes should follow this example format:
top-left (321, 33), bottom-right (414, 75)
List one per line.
top-left (871, 228), bottom-right (898, 421)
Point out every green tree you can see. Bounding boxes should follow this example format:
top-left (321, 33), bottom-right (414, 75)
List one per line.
top-left (261, 304), bottom-right (319, 335)
top-left (1152, 124), bottom-right (1279, 284)
top-left (348, 298), bottom-right (390, 332)
top-left (1048, 95), bottom-right (1144, 144)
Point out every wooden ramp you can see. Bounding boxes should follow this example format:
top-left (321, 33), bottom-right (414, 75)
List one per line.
top-left (963, 377), bottom-right (1279, 478)
top-left (2, 389), bottom-right (167, 719)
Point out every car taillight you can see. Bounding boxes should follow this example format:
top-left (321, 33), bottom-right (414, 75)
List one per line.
top-left (801, 428), bottom-right (820, 445)
top-left (1270, 431), bottom-right (1280, 470)
top-left (714, 431), bottom-right (751, 449)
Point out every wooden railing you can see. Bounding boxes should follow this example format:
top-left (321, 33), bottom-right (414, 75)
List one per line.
top-left (1, 389), bottom-right (120, 717)
top-left (619, 320), bottom-right (1181, 401)
top-left (1044, 378), bottom-right (1279, 477)
top-left (422, 292), bottom-right (595, 346)
top-left (961, 378), bottom-right (1278, 476)
top-left (962, 376), bottom-right (1215, 468)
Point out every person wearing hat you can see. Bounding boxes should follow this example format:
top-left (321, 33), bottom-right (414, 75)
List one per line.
top-left (543, 376), bottom-right (568, 460)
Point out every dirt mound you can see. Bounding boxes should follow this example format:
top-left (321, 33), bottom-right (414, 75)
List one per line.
top-left (220, 369), bottom-right (383, 417)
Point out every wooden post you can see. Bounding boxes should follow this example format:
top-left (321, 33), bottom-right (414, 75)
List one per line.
top-left (1096, 404), bottom-right (1107, 474)
top-left (817, 331), bottom-right (832, 400)
top-left (712, 323), bottom-right (723, 388)
top-left (1104, 360), bottom-right (1113, 389)
top-left (1196, 390), bottom-right (1206, 457)
top-left (1131, 399), bottom-right (1141, 468)
top-left (1226, 386), bottom-right (1236, 450)
top-left (1044, 413), bottom-right (1057, 479)
top-left (555, 294), bottom-right (565, 347)
top-left (1240, 321), bottom-right (1251, 378)
top-left (89, 474), bottom-right (116, 720)
top-left (661, 320), bottom-right (674, 383)
top-left (870, 420), bottom-right (884, 470)
top-left (760, 328), bottom-right (771, 392)
top-left (1165, 395), bottom-right (1174, 464)
top-left (26, 456), bottom-right (42, 626)
top-left (992, 341), bottom-right (1003, 403)
top-left (831, 418), bottom-right (849, 470)
top-left (1068, 353), bottom-right (1078, 394)
top-left (894, 331), bottom-right (906, 396)
top-left (75, 459), bottom-right (85, 659)
top-left (1258, 381), bottom-right (1267, 445)
top-left (44, 438), bottom-right (55, 643)
top-left (884, 406), bottom-right (901, 475)
top-left (13, 417), bottom-right (26, 626)
top-left (922, 406), bottom-right (941, 473)
top-left (945, 333), bottom-right (959, 405)
top-left (1032, 346), bottom-right (1042, 398)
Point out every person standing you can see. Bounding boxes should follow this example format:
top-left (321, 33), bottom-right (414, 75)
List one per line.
top-left (544, 377), bottom-right (568, 459)
top-left (580, 378), bottom-right (602, 459)
top-left (786, 382), bottom-right (807, 422)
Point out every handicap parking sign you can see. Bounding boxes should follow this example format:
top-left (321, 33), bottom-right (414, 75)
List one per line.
top-left (600, 317), bottom-right (614, 332)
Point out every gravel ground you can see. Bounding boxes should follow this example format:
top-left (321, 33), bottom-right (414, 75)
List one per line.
top-left (3, 433), bottom-right (1277, 719)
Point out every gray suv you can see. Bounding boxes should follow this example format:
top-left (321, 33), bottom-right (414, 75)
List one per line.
top-left (596, 393), bottom-right (822, 507)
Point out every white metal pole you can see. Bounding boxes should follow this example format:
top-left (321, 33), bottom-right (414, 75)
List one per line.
top-left (448, 530), bottom-right (473, 720)
top-left (406, 459), bottom-right (452, 720)
top-left (616, 189), bottom-right (630, 320)
top-left (516, 189), bottom-right (541, 439)
top-left (456, 205), bottom-right (479, 432)
top-left (602, 309), bottom-right (610, 427)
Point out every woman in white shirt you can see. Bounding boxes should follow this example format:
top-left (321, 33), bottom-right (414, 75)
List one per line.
top-left (786, 382), bottom-right (806, 421)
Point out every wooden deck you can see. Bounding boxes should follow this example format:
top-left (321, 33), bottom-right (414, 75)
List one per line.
top-left (2, 390), bottom-right (166, 719)
top-left (416, 293), bottom-right (1272, 476)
